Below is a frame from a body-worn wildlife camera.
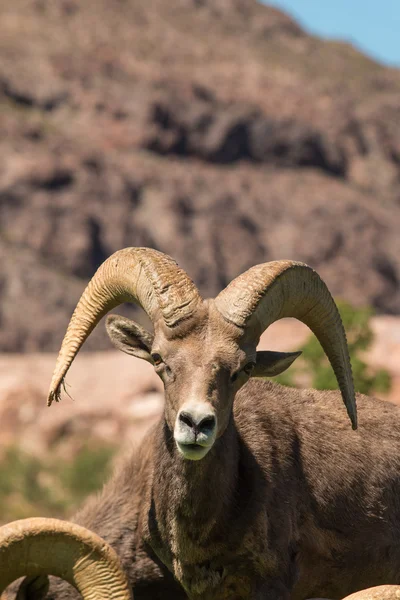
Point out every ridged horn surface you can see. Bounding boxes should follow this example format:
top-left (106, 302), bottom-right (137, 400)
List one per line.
top-left (0, 518), bottom-right (132, 599)
top-left (48, 248), bottom-right (201, 406)
top-left (215, 261), bottom-right (357, 429)
top-left (343, 586), bottom-right (400, 599)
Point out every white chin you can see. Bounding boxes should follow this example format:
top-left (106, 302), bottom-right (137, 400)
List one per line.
top-left (176, 442), bottom-right (212, 461)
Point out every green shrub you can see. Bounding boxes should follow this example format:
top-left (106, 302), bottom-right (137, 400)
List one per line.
top-left (59, 443), bottom-right (116, 504)
top-left (0, 442), bottom-right (116, 524)
top-left (276, 300), bottom-right (392, 396)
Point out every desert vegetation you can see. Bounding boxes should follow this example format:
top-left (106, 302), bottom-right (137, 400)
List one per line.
top-left (0, 442), bottom-right (116, 524)
top-left (277, 300), bottom-right (392, 396)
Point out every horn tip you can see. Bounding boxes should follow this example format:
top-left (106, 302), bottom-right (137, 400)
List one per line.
top-left (47, 387), bottom-right (61, 407)
top-left (349, 406), bottom-right (358, 430)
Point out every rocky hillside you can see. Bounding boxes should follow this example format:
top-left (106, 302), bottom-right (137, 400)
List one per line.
top-left (1, 0), bottom-right (400, 351)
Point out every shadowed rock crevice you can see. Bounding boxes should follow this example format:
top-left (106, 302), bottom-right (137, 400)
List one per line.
top-left (145, 99), bottom-right (347, 176)
top-left (31, 169), bottom-right (75, 192)
top-left (0, 77), bottom-right (69, 112)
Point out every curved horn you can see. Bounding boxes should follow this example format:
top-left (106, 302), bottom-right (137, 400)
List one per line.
top-left (48, 247), bottom-right (201, 405)
top-left (215, 261), bottom-right (357, 429)
top-left (0, 518), bottom-right (132, 599)
top-left (343, 586), bottom-right (400, 599)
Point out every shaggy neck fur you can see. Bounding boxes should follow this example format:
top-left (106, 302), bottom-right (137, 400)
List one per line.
top-left (149, 415), bottom-right (241, 594)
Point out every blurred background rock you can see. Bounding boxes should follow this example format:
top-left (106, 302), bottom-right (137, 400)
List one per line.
top-left (1, 0), bottom-right (400, 522)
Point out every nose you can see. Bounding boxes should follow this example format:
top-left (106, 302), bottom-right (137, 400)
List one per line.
top-left (175, 403), bottom-right (217, 459)
top-left (178, 411), bottom-right (216, 437)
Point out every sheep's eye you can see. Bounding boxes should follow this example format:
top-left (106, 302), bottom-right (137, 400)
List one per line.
top-left (231, 371), bottom-right (239, 383)
top-left (243, 361), bottom-right (256, 376)
top-left (151, 353), bottom-right (163, 366)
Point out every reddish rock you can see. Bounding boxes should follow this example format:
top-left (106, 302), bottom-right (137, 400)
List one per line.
top-left (1, 0), bottom-right (400, 351)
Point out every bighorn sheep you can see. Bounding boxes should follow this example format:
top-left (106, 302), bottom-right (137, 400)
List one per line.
top-left (3, 247), bottom-right (400, 600)
top-left (0, 518), bottom-right (131, 599)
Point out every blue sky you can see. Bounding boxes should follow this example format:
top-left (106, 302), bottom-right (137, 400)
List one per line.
top-left (264, 1), bottom-right (400, 67)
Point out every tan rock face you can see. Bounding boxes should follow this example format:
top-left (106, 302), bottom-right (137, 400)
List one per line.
top-left (0, 351), bottom-right (163, 461)
top-left (0, 0), bottom-right (400, 352)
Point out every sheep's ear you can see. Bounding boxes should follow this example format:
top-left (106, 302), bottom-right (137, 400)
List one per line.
top-left (10, 575), bottom-right (49, 599)
top-left (106, 315), bottom-right (154, 363)
top-left (252, 351), bottom-right (301, 377)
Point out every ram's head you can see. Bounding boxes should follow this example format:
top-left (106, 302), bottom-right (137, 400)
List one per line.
top-left (47, 248), bottom-right (357, 462)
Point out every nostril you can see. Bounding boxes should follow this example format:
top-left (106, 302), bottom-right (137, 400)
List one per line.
top-left (179, 412), bottom-right (195, 430)
top-left (178, 411), bottom-right (216, 435)
top-left (198, 415), bottom-right (216, 434)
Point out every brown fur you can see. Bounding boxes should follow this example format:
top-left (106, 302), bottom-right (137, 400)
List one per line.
top-left (7, 299), bottom-right (400, 599)
top-left (15, 381), bottom-right (400, 600)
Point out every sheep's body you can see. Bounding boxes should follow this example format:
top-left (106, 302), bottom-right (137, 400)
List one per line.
top-left (40, 380), bottom-right (400, 600)
top-left (8, 248), bottom-right (396, 599)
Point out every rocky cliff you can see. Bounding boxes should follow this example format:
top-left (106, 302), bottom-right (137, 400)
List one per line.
top-left (1, 0), bottom-right (400, 351)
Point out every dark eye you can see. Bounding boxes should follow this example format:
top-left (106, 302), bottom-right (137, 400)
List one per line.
top-left (243, 361), bottom-right (256, 376)
top-left (151, 353), bottom-right (163, 366)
